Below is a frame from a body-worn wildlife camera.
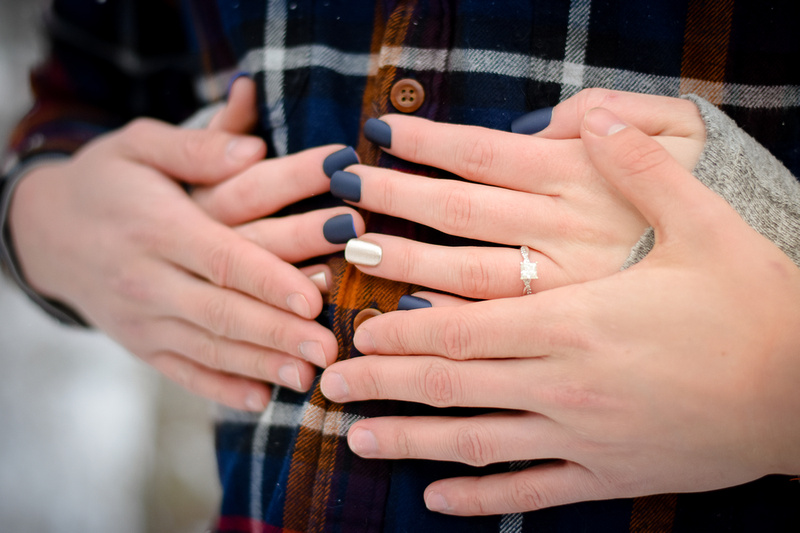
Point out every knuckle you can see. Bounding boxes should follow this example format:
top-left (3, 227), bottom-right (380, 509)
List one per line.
top-left (441, 313), bottom-right (474, 360)
top-left (357, 363), bottom-right (385, 400)
top-left (201, 294), bottom-right (232, 335)
top-left (108, 268), bottom-right (154, 304)
top-left (179, 130), bottom-right (214, 164)
top-left (393, 426), bottom-right (415, 458)
top-left (573, 88), bottom-right (617, 118)
top-left (405, 125), bottom-right (427, 163)
top-left (456, 251), bottom-right (492, 297)
top-left (454, 423), bottom-right (491, 467)
top-left (205, 243), bottom-right (236, 287)
top-left (379, 173), bottom-right (401, 215)
top-left (418, 360), bottom-right (460, 407)
top-left (438, 185), bottom-right (474, 234)
top-left (454, 135), bottom-right (495, 180)
top-left (616, 140), bottom-right (671, 178)
top-left (395, 243), bottom-right (420, 283)
top-left (511, 476), bottom-right (550, 511)
top-left (192, 331), bottom-right (223, 370)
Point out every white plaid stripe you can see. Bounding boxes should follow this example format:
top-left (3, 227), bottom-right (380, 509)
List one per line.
top-left (561, 0), bottom-right (593, 99)
top-left (264, 0), bottom-right (289, 156)
top-left (232, 44), bottom-right (800, 110)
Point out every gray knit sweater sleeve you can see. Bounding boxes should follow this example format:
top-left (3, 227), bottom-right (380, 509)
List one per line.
top-left (623, 95), bottom-right (800, 269)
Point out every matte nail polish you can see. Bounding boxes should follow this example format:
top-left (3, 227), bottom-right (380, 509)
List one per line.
top-left (226, 71), bottom-right (251, 97)
top-left (330, 170), bottom-right (362, 202)
top-left (364, 118), bottom-right (392, 148)
top-left (323, 213), bottom-right (357, 244)
top-left (323, 146), bottom-right (359, 178)
top-left (397, 295), bottom-right (432, 310)
top-left (511, 107), bottom-right (553, 134)
top-left (345, 239), bottom-right (382, 266)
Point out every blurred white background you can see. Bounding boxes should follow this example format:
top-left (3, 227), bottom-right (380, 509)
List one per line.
top-left (1, 1), bottom-right (220, 531)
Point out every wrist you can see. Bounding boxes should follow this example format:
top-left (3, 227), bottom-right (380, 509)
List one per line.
top-left (1, 156), bottom-right (89, 327)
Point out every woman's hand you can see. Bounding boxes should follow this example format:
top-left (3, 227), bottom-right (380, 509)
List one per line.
top-left (336, 90), bottom-right (705, 296)
top-left (319, 107), bottom-right (800, 514)
top-left (9, 108), bottom-right (360, 411)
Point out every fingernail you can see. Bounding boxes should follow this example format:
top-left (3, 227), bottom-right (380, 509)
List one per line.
top-left (330, 170), bottom-right (362, 202)
top-left (511, 107), bottom-right (553, 134)
top-left (299, 340), bottom-right (327, 367)
top-left (323, 146), bottom-right (359, 178)
top-left (425, 491), bottom-right (450, 512)
top-left (244, 391), bottom-right (265, 411)
top-left (345, 239), bottom-right (382, 266)
top-left (584, 107), bottom-right (627, 137)
top-left (226, 71), bottom-right (251, 97)
top-left (227, 137), bottom-right (264, 163)
top-left (278, 363), bottom-right (302, 390)
top-left (353, 327), bottom-right (376, 353)
top-left (320, 371), bottom-right (348, 401)
top-left (323, 213), bottom-right (358, 244)
top-left (286, 292), bottom-right (311, 317)
top-left (309, 271), bottom-right (329, 294)
top-left (397, 295), bottom-right (432, 311)
top-left (349, 427), bottom-right (378, 456)
top-left (364, 118), bottom-right (391, 148)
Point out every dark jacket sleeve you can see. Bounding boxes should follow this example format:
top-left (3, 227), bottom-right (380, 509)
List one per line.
top-left (0, 0), bottom-right (202, 326)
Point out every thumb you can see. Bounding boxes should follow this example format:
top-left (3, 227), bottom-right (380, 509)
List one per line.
top-left (580, 107), bottom-right (714, 238)
top-left (115, 118), bottom-right (266, 186)
top-left (208, 75), bottom-right (259, 133)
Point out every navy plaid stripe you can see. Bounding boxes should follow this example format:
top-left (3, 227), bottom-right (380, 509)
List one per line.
top-left (4, 0), bottom-right (800, 531)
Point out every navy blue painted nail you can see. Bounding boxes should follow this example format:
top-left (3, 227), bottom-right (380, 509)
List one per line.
top-left (323, 213), bottom-right (357, 244)
top-left (397, 295), bottom-right (432, 311)
top-left (511, 107), bottom-right (553, 135)
top-left (323, 146), bottom-right (359, 178)
top-left (330, 170), bottom-right (362, 202)
top-left (226, 71), bottom-right (251, 97)
top-left (364, 118), bottom-right (392, 148)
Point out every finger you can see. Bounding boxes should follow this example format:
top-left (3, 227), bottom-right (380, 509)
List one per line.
top-left (533, 88), bottom-right (704, 141)
top-left (347, 411), bottom-right (562, 466)
top-left (149, 318), bottom-right (318, 391)
top-left (425, 461), bottom-right (599, 515)
top-left (580, 107), bottom-right (723, 239)
top-left (193, 145), bottom-right (343, 225)
top-left (350, 291), bottom-right (579, 360)
top-left (208, 76), bottom-right (259, 133)
top-left (332, 165), bottom-right (561, 244)
top-left (158, 209), bottom-right (324, 319)
top-left (147, 351), bottom-right (272, 411)
top-left (321, 355), bottom-right (559, 411)
top-left (366, 115), bottom-right (587, 194)
top-left (398, 292), bottom-right (469, 308)
top-left (344, 234), bottom-right (555, 298)
top-left (167, 274), bottom-right (338, 368)
top-left (114, 118), bottom-right (266, 185)
top-left (300, 265), bottom-right (333, 295)
top-left (236, 208), bottom-right (365, 262)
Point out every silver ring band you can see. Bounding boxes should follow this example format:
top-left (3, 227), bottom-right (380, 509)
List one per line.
top-left (520, 246), bottom-right (538, 295)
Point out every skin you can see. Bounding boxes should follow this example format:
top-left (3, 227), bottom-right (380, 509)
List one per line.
top-left (319, 91), bottom-right (800, 514)
top-left (8, 78), bottom-right (364, 411)
top-left (332, 90), bottom-right (704, 295)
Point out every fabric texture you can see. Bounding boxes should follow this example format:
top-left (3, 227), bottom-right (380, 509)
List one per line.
top-left (624, 95), bottom-right (800, 268)
top-left (3, 0), bottom-right (800, 531)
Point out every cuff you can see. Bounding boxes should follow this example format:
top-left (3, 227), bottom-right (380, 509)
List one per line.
top-left (0, 155), bottom-right (90, 327)
top-left (623, 95), bottom-right (800, 269)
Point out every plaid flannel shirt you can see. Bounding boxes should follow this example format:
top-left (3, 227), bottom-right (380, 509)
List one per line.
top-left (3, 0), bottom-right (800, 531)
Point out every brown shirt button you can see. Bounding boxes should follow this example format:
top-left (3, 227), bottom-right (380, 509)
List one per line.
top-left (352, 308), bottom-right (382, 330)
top-left (390, 78), bottom-right (425, 113)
